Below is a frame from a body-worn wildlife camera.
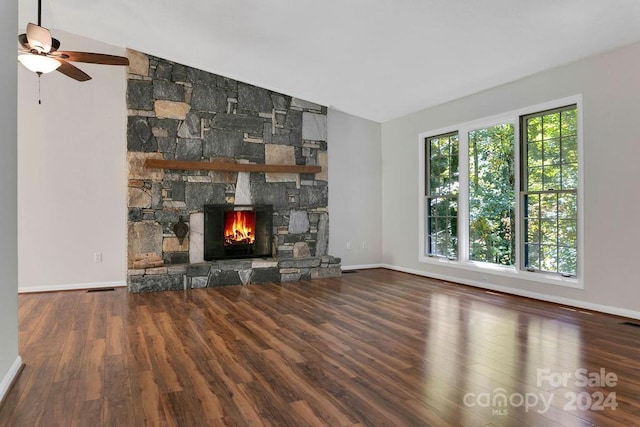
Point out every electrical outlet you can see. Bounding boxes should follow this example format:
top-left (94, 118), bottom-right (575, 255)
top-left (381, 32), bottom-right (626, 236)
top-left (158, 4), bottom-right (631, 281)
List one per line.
top-left (361, 241), bottom-right (367, 249)
top-left (94, 252), bottom-right (103, 263)
top-left (346, 241), bottom-right (351, 250)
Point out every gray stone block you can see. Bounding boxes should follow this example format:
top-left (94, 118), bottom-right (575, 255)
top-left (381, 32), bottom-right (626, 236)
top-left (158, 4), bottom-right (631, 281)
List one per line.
top-left (238, 83), bottom-right (273, 113)
top-left (211, 114), bottom-right (266, 134)
top-left (154, 62), bottom-right (173, 81)
top-left (185, 183), bottom-right (226, 210)
top-left (299, 185), bottom-right (328, 208)
top-left (186, 263), bottom-right (211, 276)
top-left (278, 257), bottom-right (322, 269)
top-left (252, 267), bottom-right (281, 283)
top-left (288, 210), bottom-right (310, 234)
top-left (128, 274), bottom-right (182, 293)
top-left (170, 181), bottom-right (185, 201)
top-left (148, 118), bottom-right (180, 137)
top-left (157, 137), bottom-right (177, 154)
top-left (127, 80), bottom-right (153, 110)
top-left (192, 84), bottom-right (227, 112)
top-left (281, 273), bottom-right (301, 282)
top-left (188, 68), bottom-right (218, 86)
top-left (271, 94), bottom-right (290, 111)
top-left (153, 80), bottom-right (185, 102)
top-left (176, 138), bottom-right (203, 161)
top-left (250, 183), bottom-right (289, 210)
top-left (316, 212), bottom-right (329, 256)
top-left (177, 113), bottom-right (201, 139)
top-left (302, 112), bottom-right (327, 141)
top-left (203, 130), bottom-right (243, 158)
top-left (191, 276), bottom-right (209, 288)
top-left (171, 63), bottom-right (188, 82)
top-left (217, 76), bottom-right (238, 90)
top-left (127, 117), bottom-right (157, 152)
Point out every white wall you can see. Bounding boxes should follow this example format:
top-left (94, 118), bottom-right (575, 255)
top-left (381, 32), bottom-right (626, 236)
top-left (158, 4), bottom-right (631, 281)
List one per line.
top-left (0, 0), bottom-right (21, 401)
top-left (18, 30), bottom-right (127, 292)
top-left (328, 109), bottom-right (382, 268)
top-left (381, 41), bottom-right (640, 318)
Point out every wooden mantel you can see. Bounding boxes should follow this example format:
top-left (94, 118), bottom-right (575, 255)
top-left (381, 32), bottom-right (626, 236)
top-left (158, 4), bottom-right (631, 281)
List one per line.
top-left (144, 159), bottom-right (322, 174)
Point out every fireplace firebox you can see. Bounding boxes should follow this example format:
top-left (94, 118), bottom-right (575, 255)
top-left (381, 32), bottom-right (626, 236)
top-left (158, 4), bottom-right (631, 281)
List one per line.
top-left (204, 205), bottom-right (273, 260)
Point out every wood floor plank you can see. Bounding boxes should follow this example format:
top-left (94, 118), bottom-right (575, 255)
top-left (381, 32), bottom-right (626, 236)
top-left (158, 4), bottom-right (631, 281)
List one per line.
top-left (2, 269), bottom-right (640, 426)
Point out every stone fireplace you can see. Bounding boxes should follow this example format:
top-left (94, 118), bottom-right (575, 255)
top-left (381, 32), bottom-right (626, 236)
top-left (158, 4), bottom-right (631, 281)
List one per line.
top-left (125, 50), bottom-right (340, 292)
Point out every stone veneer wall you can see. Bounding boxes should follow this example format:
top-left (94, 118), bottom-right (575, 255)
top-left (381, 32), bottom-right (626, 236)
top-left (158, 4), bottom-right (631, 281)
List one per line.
top-left (125, 50), bottom-right (340, 292)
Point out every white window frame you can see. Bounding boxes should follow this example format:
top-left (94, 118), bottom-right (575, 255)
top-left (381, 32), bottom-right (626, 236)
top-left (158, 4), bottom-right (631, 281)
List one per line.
top-left (418, 95), bottom-right (584, 289)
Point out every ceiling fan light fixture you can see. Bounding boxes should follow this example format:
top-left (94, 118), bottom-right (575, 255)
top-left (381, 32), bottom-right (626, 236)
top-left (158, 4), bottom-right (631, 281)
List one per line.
top-left (18, 54), bottom-right (61, 74)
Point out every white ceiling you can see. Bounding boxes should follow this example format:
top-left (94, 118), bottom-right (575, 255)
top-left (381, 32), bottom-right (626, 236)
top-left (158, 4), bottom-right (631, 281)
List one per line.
top-left (18, 0), bottom-right (640, 122)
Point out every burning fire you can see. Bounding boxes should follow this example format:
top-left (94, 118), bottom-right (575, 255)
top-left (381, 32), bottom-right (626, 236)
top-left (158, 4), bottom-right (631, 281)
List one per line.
top-left (224, 211), bottom-right (256, 245)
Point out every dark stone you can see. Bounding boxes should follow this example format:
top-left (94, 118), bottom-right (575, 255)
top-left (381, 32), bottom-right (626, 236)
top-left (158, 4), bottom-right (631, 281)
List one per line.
top-left (177, 113), bottom-right (201, 139)
top-left (278, 257), bottom-right (322, 269)
top-left (285, 110), bottom-right (303, 130)
top-left (188, 68), bottom-right (218, 86)
top-left (217, 76), bottom-right (238, 90)
top-left (191, 85), bottom-right (227, 112)
top-left (238, 83), bottom-right (272, 113)
top-left (271, 94), bottom-right (290, 111)
top-left (299, 184), bottom-right (328, 208)
top-left (170, 181), bottom-right (185, 201)
top-left (217, 260), bottom-right (252, 271)
top-left (155, 210), bottom-right (181, 226)
top-left (209, 270), bottom-right (242, 286)
top-left (157, 137), bottom-right (177, 154)
top-left (210, 114), bottom-right (266, 134)
top-left (250, 183), bottom-right (289, 210)
top-left (152, 182), bottom-right (163, 209)
top-left (167, 252), bottom-right (189, 265)
top-left (154, 62), bottom-right (173, 81)
top-left (176, 138), bottom-right (203, 161)
top-left (252, 268), bottom-right (281, 284)
top-left (128, 208), bottom-right (143, 222)
top-left (127, 117), bottom-right (157, 152)
top-left (127, 80), bottom-right (153, 110)
top-left (153, 80), bottom-right (184, 102)
top-left (186, 263), bottom-right (212, 276)
top-left (172, 63), bottom-right (188, 82)
top-left (128, 274), bottom-right (182, 293)
top-left (203, 130), bottom-right (243, 158)
top-left (185, 183), bottom-right (226, 210)
top-left (148, 118), bottom-right (180, 137)
top-left (284, 234), bottom-right (306, 244)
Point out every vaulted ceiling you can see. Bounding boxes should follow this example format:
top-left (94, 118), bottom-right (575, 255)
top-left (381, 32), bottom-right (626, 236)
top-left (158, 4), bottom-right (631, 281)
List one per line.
top-left (18, 0), bottom-right (640, 122)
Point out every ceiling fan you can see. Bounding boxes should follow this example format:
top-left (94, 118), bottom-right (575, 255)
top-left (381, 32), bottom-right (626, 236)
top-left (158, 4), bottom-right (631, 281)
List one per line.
top-left (17, 0), bottom-right (129, 82)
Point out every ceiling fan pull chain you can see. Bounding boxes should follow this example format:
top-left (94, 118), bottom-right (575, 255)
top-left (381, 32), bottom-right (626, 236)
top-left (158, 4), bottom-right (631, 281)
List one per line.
top-left (38, 72), bottom-right (42, 104)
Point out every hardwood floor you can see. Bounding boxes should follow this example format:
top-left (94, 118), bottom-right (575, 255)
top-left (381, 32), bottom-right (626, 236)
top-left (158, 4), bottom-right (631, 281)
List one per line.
top-left (1, 269), bottom-right (639, 426)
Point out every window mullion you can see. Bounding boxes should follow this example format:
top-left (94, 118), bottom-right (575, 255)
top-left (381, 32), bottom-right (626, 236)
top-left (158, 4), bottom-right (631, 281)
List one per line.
top-left (458, 130), bottom-right (470, 263)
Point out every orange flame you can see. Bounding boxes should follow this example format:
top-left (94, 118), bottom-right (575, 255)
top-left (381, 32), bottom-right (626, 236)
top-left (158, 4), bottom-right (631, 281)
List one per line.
top-left (224, 211), bottom-right (256, 245)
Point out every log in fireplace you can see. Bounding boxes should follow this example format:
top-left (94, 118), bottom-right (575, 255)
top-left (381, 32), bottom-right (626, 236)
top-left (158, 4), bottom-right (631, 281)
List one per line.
top-left (204, 205), bottom-right (273, 260)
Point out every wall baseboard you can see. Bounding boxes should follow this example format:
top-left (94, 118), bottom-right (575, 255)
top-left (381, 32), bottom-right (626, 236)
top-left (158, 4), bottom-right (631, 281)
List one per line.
top-left (0, 356), bottom-right (23, 406)
top-left (341, 263), bottom-right (384, 271)
top-left (381, 264), bottom-right (640, 321)
top-left (19, 281), bottom-right (126, 294)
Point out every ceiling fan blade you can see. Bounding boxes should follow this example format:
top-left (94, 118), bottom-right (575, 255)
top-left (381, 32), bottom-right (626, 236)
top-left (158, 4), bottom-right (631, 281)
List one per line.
top-left (26, 23), bottom-right (52, 53)
top-left (56, 59), bottom-right (91, 81)
top-left (18, 33), bottom-right (30, 50)
top-left (55, 51), bottom-right (129, 66)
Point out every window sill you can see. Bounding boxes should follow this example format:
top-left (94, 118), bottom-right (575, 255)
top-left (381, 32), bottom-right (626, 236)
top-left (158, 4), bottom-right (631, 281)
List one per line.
top-left (419, 255), bottom-right (583, 289)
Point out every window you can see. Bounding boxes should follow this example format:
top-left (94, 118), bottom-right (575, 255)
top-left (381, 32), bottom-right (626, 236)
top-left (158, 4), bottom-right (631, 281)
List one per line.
top-left (521, 106), bottom-right (578, 276)
top-left (425, 132), bottom-right (459, 259)
top-left (469, 123), bottom-right (515, 266)
top-left (420, 98), bottom-right (580, 284)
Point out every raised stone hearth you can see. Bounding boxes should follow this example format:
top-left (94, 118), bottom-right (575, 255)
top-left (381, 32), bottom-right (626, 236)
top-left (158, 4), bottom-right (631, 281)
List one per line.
top-left (126, 49), bottom-right (340, 292)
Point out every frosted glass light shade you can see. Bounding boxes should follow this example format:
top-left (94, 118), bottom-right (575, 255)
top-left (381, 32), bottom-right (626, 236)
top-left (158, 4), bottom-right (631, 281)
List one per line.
top-left (18, 54), bottom-right (61, 74)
